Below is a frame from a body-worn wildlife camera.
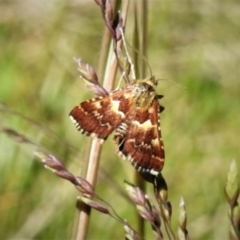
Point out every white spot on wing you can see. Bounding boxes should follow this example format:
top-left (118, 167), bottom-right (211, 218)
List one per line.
top-left (150, 169), bottom-right (159, 176)
top-left (111, 100), bottom-right (125, 117)
top-left (133, 119), bottom-right (153, 129)
top-left (69, 115), bottom-right (77, 124)
top-left (117, 150), bottom-right (127, 160)
top-left (151, 138), bottom-right (159, 146)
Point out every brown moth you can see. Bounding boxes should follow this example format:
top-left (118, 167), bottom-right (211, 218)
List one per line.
top-left (69, 76), bottom-right (165, 175)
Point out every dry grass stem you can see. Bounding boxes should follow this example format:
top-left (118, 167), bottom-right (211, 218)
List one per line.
top-left (132, 0), bottom-right (150, 236)
top-left (75, 1), bottom-right (130, 239)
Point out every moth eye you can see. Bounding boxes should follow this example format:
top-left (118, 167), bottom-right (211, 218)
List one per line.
top-left (147, 85), bottom-right (153, 91)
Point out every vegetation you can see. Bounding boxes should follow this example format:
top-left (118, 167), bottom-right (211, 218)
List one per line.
top-left (0, 1), bottom-right (240, 239)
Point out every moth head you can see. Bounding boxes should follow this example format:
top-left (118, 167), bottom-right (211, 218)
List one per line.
top-left (134, 76), bottom-right (158, 94)
top-left (144, 76), bottom-right (158, 87)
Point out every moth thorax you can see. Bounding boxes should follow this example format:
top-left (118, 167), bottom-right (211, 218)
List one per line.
top-left (133, 83), bottom-right (156, 108)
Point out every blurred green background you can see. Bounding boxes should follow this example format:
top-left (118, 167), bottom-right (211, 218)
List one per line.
top-left (0, 1), bottom-right (240, 239)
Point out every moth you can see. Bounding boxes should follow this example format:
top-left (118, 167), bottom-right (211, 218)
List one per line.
top-left (69, 76), bottom-right (165, 175)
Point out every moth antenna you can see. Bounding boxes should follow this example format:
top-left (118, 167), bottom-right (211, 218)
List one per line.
top-left (133, 48), bottom-right (153, 77)
top-left (115, 72), bottom-right (125, 90)
top-left (121, 32), bottom-right (153, 78)
top-left (119, 27), bottom-right (136, 80)
top-left (157, 78), bottom-right (187, 90)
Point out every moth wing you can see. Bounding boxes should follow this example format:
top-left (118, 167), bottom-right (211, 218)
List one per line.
top-left (69, 87), bottom-right (133, 140)
top-left (116, 99), bottom-right (165, 175)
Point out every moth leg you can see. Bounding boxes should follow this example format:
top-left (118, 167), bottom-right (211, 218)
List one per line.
top-left (155, 95), bottom-right (164, 113)
top-left (114, 122), bottom-right (128, 148)
top-left (159, 105), bottom-right (165, 113)
top-left (156, 94), bottom-right (164, 99)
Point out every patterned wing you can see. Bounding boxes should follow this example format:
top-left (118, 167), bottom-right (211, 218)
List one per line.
top-left (69, 88), bottom-right (133, 140)
top-left (115, 99), bottom-right (165, 175)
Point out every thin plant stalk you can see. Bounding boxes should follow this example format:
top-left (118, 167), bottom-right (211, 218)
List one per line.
top-left (75, 1), bottom-right (130, 239)
top-left (133, 0), bottom-right (149, 237)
